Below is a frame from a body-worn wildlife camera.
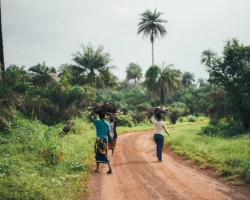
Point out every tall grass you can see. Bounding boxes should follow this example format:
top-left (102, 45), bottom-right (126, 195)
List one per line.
top-left (0, 112), bottom-right (95, 199)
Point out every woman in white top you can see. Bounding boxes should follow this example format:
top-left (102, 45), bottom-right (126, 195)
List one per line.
top-left (151, 113), bottom-right (169, 162)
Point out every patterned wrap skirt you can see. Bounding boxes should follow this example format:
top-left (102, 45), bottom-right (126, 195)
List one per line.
top-left (108, 139), bottom-right (117, 151)
top-left (95, 137), bottom-right (110, 163)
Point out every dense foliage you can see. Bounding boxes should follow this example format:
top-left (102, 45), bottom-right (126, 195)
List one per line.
top-left (200, 38), bottom-right (250, 136)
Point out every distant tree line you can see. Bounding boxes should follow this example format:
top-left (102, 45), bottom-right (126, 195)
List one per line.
top-left (0, 6), bottom-right (249, 137)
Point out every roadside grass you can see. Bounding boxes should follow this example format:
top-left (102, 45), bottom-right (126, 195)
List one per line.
top-left (166, 122), bottom-right (250, 185)
top-left (0, 113), bottom-right (95, 200)
top-left (117, 122), bottom-right (152, 133)
top-left (117, 116), bottom-right (208, 134)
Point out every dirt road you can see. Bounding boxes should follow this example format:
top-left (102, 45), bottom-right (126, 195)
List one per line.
top-left (86, 130), bottom-right (250, 200)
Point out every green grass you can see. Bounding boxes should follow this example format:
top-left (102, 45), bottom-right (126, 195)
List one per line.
top-left (117, 116), bottom-right (207, 134)
top-left (166, 121), bottom-right (250, 184)
top-left (117, 123), bottom-right (152, 133)
top-left (0, 113), bottom-right (95, 200)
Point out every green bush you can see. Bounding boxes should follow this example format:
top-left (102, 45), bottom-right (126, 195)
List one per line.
top-left (39, 128), bottom-right (62, 165)
top-left (117, 115), bottom-right (134, 127)
top-left (187, 115), bottom-right (197, 122)
top-left (199, 117), bottom-right (244, 137)
top-left (179, 117), bottom-right (184, 122)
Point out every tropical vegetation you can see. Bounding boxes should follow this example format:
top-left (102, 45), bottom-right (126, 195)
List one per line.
top-left (0, 2), bottom-right (250, 197)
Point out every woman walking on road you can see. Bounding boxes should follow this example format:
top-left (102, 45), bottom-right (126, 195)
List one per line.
top-left (89, 111), bottom-right (113, 174)
top-left (150, 112), bottom-right (169, 162)
top-left (108, 116), bottom-right (119, 155)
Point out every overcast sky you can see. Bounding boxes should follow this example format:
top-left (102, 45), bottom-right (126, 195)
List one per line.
top-left (2, 0), bottom-right (250, 82)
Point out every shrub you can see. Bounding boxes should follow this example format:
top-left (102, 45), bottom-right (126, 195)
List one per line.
top-left (187, 115), bottom-right (197, 122)
top-left (117, 115), bottom-right (134, 127)
top-left (39, 129), bottom-right (62, 165)
top-left (199, 117), bottom-right (244, 137)
top-left (169, 110), bottom-right (180, 124)
top-left (168, 102), bottom-right (188, 124)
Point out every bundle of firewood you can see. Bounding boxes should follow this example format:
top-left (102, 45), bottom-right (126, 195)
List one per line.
top-left (88, 103), bottom-right (118, 115)
top-left (63, 122), bottom-right (75, 133)
top-left (59, 121), bottom-right (75, 136)
top-left (143, 107), bottom-right (169, 118)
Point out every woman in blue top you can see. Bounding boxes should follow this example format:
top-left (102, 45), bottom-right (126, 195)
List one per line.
top-left (89, 111), bottom-right (113, 174)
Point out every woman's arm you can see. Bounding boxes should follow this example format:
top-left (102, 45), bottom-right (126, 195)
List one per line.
top-left (151, 116), bottom-right (156, 124)
top-left (163, 126), bottom-right (169, 136)
top-left (89, 112), bottom-right (96, 122)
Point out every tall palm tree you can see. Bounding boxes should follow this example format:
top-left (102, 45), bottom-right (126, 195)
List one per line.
top-left (144, 63), bottom-right (181, 105)
top-left (72, 44), bottom-right (114, 87)
top-left (137, 9), bottom-right (167, 66)
top-left (201, 49), bottom-right (217, 66)
top-left (28, 62), bottom-right (57, 87)
top-left (0, 0), bottom-right (5, 76)
top-left (125, 63), bottom-right (143, 85)
top-left (181, 72), bottom-right (195, 88)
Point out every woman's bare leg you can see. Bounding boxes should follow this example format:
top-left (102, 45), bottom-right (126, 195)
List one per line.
top-left (107, 163), bottom-right (112, 174)
top-left (95, 162), bottom-right (99, 172)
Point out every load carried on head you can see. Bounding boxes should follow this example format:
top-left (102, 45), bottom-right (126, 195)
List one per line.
top-left (143, 107), bottom-right (169, 118)
top-left (88, 102), bottom-right (119, 115)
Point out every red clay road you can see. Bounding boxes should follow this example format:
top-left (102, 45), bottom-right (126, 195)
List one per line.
top-left (86, 130), bottom-right (250, 200)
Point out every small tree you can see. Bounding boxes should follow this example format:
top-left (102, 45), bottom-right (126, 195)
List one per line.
top-left (144, 64), bottom-right (181, 106)
top-left (125, 63), bottom-right (143, 85)
top-left (200, 48), bottom-right (217, 66)
top-left (168, 102), bottom-right (189, 124)
top-left (181, 72), bottom-right (195, 88)
top-left (204, 38), bottom-right (250, 131)
top-left (28, 62), bottom-right (57, 87)
top-left (72, 44), bottom-right (115, 88)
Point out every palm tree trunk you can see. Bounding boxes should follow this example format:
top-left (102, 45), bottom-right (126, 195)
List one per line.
top-left (161, 86), bottom-right (164, 105)
top-left (89, 71), bottom-right (95, 87)
top-left (0, 0), bottom-right (4, 74)
top-left (151, 41), bottom-right (154, 66)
